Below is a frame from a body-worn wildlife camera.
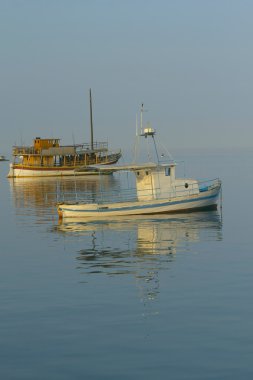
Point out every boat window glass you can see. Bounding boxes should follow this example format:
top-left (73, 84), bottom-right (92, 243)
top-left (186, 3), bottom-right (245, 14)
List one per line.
top-left (137, 171), bottom-right (139, 176)
top-left (145, 171), bottom-right (149, 175)
top-left (165, 167), bottom-right (170, 176)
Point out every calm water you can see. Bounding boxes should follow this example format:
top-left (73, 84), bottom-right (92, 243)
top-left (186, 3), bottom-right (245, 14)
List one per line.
top-left (1, 149), bottom-right (253, 379)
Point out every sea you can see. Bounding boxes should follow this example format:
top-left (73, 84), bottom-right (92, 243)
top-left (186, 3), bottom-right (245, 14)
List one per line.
top-left (1, 148), bottom-right (253, 380)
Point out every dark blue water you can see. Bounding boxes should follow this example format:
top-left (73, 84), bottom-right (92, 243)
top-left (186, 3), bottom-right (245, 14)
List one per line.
top-left (1, 148), bottom-right (253, 379)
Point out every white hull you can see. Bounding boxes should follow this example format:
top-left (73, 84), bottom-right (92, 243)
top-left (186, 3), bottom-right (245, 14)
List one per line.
top-left (7, 165), bottom-right (109, 178)
top-left (58, 185), bottom-right (221, 219)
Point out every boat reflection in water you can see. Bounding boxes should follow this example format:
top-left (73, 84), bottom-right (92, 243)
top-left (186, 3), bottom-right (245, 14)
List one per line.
top-left (8, 175), bottom-right (120, 221)
top-left (56, 212), bottom-right (222, 307)
top-left (56, 211), bottom-right (222, 255)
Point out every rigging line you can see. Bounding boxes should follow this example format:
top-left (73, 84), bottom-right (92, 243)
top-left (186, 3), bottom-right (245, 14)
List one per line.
top-left (156, 139), bottom-right (174, 161)
top-left (133, 133), bottom-right (140, 163)
top-left (152, 135), bottom-right (160, 164)
top-left (133, 114), bottom-right (138, 162)
top-left (146, 135), bottom-right (151, 161)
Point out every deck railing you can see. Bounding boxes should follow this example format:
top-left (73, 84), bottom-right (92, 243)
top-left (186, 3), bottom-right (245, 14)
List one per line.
top-left (12, 146), bottom-right (37, 155)
top-left (76, 141), bottom-right (108, 152)
top-left (13, 151), bottom-right (121, 168)
top-left (12, 141), bottom-right (110, 156)
top-left (57, 178), bottom-right (221, 204)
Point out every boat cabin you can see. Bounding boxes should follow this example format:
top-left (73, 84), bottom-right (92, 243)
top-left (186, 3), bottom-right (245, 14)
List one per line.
top-left (135, 164), bottom-right (199, 201)
top-left (34, 137), bottom-right (60, 151)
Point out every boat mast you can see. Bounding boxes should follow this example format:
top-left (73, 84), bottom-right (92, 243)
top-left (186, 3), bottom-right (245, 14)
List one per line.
top-left (89, 88), bottom-right (94, 150)
top-left (140, 103), bottom-right (160, 163)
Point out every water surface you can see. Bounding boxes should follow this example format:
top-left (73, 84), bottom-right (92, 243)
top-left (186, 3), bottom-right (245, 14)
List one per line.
top-left (1, 149), bottom-right (253, 379)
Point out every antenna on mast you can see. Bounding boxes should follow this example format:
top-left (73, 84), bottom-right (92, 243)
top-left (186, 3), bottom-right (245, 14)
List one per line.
top-left (140, 103), bottom-right (155, 138)
top-left (89, 89), bottom-right (94, 150)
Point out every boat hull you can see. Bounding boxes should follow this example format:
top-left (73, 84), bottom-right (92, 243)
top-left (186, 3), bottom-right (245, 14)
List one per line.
top-left (7, 164), bottom-right (112, 178)
top-left (58, 185), bottom-right (221, 219)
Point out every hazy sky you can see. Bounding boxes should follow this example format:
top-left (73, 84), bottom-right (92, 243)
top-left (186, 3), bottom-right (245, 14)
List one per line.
top-left (1, 0), bottom-right (253, 155)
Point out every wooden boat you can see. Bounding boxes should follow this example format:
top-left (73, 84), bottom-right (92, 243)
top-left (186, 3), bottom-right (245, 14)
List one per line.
top-left (57, 108), bottom-right (221, 219)
top-left (0, 155), bottom-right (8, 161)
top-left (7, 90), bottom-right (121, 178)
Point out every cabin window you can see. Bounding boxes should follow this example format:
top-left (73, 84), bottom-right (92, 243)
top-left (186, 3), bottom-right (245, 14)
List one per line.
top-left (145, 171), bottom-right (149, 175)
top-left (137, 171), bottom-right (140, 176)
top-left (165, 167), bottom-right (170, 176)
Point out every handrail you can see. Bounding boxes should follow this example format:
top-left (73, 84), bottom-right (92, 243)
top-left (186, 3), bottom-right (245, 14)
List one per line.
top-left (56, 178), bottom-right (221, 204)
top-left (12, 141), bottom-right (111, 156)
top-left (12, 151), bottom-right (122, 167)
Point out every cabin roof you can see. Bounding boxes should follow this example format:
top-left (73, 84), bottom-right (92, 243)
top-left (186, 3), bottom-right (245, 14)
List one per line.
top-left (75, 162), bottom-right (176, 173)
top-left (34, 137), bottom-right (60, 141)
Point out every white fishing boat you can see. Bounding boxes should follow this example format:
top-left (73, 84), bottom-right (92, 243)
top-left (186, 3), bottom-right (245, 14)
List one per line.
top-left (57, 108), bottom-right (221, 219)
